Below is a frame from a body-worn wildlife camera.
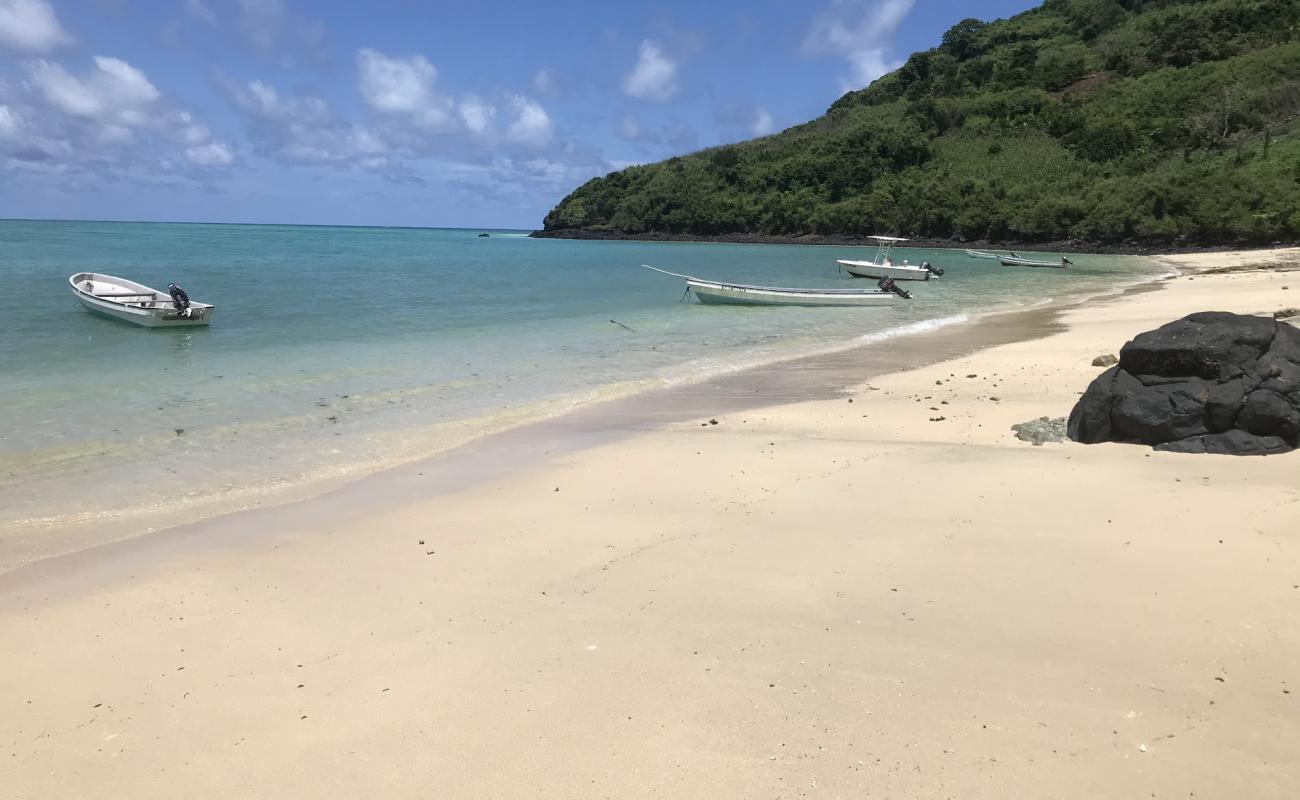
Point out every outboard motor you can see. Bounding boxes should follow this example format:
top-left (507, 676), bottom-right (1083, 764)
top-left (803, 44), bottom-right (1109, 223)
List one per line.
top-left (1062, 257), bottom-right (1075, 267)
top-left (877, 276), bottom-right (912, 300)
top-left (167, 283), bottom-right (193, 318)
top-left (922, 260), bottom-right (944, 278)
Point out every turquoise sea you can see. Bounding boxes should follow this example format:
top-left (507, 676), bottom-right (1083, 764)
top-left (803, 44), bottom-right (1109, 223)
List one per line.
top-left (0, 220), bottom-right (1165, 540)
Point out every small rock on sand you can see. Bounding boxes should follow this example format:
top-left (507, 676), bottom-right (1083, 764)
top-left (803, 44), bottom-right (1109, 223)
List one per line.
top-left (1092, 354), bottom-right (1118, 367)
top-left (1012, 416), bottom-right (1068, 445)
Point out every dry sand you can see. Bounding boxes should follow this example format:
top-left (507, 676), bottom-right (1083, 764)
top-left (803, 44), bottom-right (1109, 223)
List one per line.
top-left (2, 250), bottom-right (1297, 799)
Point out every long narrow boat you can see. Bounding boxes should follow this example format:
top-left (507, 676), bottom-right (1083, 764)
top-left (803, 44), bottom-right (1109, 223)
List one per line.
top-left (838, 235), bottom-right (943, 281)
top-left (642, 265), bottom-right (906, 307)
top-left (998, 255), bottom-right (1073, 269)
top-left (69, 272), bottom-right (215, 327)
top-left (965, 249), bottom-right (1007, 259)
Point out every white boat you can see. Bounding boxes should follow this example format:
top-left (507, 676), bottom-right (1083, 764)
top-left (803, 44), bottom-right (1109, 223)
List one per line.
top-left (642, 265), bottom-right (905, 307)
top-left (838, 235), bottom-right (943, 281)
top-left (69, 272), bottom-right (214, 327)
top-left (998, 255), bottom-right (1073, 269)
top-left (965, 249), bottom-right (1008, 259)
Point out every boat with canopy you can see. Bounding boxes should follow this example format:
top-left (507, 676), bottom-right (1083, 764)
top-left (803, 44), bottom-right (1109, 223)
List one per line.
top-left (837, 236), bottom-right (943, 281)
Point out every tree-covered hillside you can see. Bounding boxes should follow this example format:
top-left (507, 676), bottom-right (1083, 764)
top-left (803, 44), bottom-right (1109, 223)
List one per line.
top-left (540, 0), bottom-right (1300, 247)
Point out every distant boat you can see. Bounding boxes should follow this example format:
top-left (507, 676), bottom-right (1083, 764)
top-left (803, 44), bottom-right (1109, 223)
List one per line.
top-left (642, 265), bottom-right (908, 307)
top-left (478, 232), bottom-right (490, 237)
top-left (965, 249), bottom-right (1008, 259)
top-left (999, 255), bottom-right (1073, 269)
top-left (69, 272), bottom-right (214, 327)
top-left (838, 235), bottom-right (943, 281)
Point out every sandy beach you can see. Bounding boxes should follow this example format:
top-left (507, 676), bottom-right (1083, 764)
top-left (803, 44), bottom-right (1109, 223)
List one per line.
top-left (2, 249), bottom-right (1298, 798)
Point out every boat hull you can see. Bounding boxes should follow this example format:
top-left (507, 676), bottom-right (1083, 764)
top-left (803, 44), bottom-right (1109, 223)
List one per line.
top-left (965, 249), bottom-right (1003, 259)
top-left (688, 280), bottom-right (895, 307)
top-left (837, 259), bottom-right (932, 281)
top-left (68, 273), bottom-right (214, 327)
top-left (998, 257), bottom-right (1068, 269)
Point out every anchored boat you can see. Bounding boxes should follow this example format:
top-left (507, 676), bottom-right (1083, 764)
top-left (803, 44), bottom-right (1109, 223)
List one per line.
top-left (965, 249), bottom-right (1009, 259)
top-left (998, 255), bottom-right (1073, 269)
top-left (69, 272), bottom-right (214, 327)
top-left (838, 235), bottom-right (943, 281)
top-left (642, 265), bottom-right (909, 307)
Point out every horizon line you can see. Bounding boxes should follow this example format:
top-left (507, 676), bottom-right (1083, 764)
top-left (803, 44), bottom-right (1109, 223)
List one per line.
top-left (0, 217), bottom-right (537, 233)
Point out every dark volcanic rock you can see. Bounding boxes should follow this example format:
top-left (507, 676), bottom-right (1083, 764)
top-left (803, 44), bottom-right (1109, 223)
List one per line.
top-left (1067, 312), bottom-right (1300, 455)
top-left (1155, 431), bottom-right (1295, 456)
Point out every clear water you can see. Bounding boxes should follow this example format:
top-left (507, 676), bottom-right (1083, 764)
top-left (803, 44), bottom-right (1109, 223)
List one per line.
top-left (0, 220), bottom-right (1164, 536)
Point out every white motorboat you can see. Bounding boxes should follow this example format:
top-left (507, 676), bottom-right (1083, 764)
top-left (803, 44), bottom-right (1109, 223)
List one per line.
top-left (69, 272), bottom-right (214, 327)
top-left (998, 255), bottom-right (1073, 269)
top-left (838, 235), bottom-right (942, 281)
top-left (642, 265), bottom-right (907, 307)
top-left (965, 249), bottom-right (1008, 259)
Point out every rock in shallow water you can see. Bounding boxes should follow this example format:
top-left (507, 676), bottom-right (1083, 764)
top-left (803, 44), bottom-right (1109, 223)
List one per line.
top-left (1067, 312), bottom-right (1300, 455)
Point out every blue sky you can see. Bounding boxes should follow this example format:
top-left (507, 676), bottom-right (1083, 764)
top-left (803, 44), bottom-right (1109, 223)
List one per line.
top-left (0, 0), bottom-right (1038, 228)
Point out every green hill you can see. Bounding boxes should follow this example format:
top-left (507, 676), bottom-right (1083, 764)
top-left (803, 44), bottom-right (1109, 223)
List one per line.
top-left (539, 0), bottom-right (1300, 248)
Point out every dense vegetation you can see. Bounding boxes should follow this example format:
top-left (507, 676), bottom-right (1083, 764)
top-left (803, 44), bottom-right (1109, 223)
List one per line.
top-left (542, 0), bottom-right (1300, 247)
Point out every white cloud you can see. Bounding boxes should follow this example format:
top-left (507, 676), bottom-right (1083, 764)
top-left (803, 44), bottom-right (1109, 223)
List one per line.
top-left (0, 104), bottom-right (19, 137)
top-left (618, 115), bottom-right (641, 140)
top-left (357, 48), bottom-right (452, 129)
top-left (3, 55), bottom-right (231, 176)
top-left (186, 141), bottom-right (233, 166)
top-left (458, 95), bottom-right (495, 135)
top-left (185, 0), bottom-right (217, 26)
top-left (715, 102), bottom-right (774, 142)
top-left (506, 95), bottom-right (552, 147)
top-left (0, 0), bottom-right (71, 53)
top-left (236, 79), bottom-right (328, 124)
top-left (448, 145), bottom-right (614, 206)
top-left (26, 57), bottom-right (160, 123)
top-left (805, 0), bottom-right (916, 90)
top-left (174, 114), bottom-right (208, 144)
top-left (222, 66), bottom-right (602, 196)
top-left (231, 77), bottom-right (387, 166)
top-left (97, 123), bottom-right (133, 145)
top-left (623, 40), bottom-right (679, 103)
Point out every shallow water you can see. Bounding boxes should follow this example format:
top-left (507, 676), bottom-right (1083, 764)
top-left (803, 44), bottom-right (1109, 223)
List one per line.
top-left (0, 220), bottom-right (1164, 536)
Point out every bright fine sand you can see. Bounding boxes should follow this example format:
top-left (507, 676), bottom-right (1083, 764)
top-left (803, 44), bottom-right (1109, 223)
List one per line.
top-left (2, 249), bottom-right (1298, 799)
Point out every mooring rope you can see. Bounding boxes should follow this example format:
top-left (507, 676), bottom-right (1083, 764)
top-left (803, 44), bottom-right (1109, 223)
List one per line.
top-left (640, 264), bottom-right (696, 280)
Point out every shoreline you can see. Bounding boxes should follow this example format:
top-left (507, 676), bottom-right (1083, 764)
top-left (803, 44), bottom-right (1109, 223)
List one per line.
top-left (1, 262), bottom-right (1167, 577)
top-left (5, 244), bottom-right (1293, 575)
top-left (530, 228), bottom-right (1300, 256)
top-left (2, 249), bottom-right (1297, 798)
top-left (0, 300), bottom-right (1069, 587)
